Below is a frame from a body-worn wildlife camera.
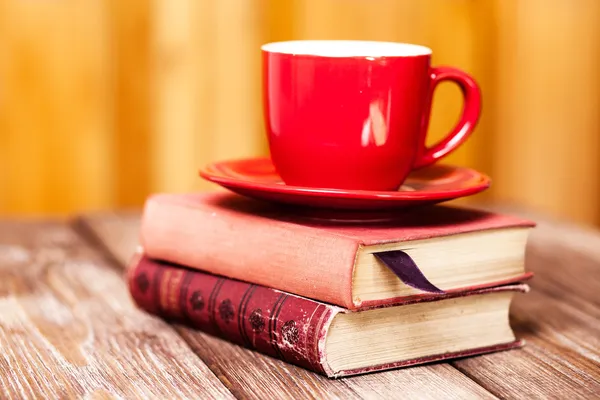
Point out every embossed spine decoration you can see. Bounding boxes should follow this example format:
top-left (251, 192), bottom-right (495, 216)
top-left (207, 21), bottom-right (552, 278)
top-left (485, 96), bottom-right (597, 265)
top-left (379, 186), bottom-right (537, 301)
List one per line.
top-left (128, 255), bottom-right (337, 375)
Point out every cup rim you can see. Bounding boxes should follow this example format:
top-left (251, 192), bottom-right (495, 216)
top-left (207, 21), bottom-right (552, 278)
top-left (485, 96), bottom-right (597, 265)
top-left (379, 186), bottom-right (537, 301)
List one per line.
top-left (261, 40), bottom-right (432, 58)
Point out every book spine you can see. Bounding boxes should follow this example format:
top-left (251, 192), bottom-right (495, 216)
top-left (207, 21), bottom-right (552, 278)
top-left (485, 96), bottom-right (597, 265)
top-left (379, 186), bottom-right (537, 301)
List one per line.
top-left (140, 194), bottom-right (360, 309)
top-left (127, 253), bottom-right (339, 376)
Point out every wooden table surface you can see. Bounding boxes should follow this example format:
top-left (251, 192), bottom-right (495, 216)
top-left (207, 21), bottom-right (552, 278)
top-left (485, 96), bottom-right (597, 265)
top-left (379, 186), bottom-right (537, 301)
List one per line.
top-left (0, 206), bottom-right (598, 399)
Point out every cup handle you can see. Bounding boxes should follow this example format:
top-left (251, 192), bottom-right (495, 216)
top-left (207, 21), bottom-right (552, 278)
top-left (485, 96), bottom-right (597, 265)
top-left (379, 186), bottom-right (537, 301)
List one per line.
top-left (412, 66), bottom-right (481, 169)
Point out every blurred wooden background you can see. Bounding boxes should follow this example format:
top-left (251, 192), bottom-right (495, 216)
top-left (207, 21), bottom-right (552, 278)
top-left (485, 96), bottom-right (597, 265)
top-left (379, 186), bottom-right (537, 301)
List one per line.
top-left (1, 0), bottom-right (599, 226)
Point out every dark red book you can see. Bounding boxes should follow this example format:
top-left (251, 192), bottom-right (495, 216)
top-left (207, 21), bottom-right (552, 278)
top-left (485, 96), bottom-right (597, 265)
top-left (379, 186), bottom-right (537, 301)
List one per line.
top-left (128, 252), bottom-right (529, 378)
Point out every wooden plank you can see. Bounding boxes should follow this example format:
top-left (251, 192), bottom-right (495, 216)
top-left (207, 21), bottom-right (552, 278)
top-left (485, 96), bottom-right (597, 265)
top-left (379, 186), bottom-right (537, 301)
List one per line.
top-left (511, 292), bottom-right (599, 364)
top-left (76, 212), bottom-right (497, 399)
top-left (450, 205), bottom-right (600, 399)
top-left (454, 344), bottom-right (599, 400)
top-left (524, 216), bottom-right (600, 313)
top-left (175, 327), bottom-right (359, 400)
top-left (108, 0), bottom-right (153, 207)
top-left (492, 0), bottom-right (600, 225)
top-left (150, 0), bottom-right (268, 195)
top-left (0, 0), bottom-right (115, 215)
top-left (150, 0), bottom-right (201, 194)
top-left (453, 290), bottom-right (600, 399)
top-left (73, 210), bottom-right (142, 268)
top-left (177, 326), bottom-right (497, 400)
top-left (0, 220), bottom-right (233, 399)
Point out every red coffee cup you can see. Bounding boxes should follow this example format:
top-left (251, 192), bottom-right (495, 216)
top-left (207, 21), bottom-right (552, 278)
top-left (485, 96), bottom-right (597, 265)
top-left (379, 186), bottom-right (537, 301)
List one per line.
top-left (262, 40), bottom-right (481, 191)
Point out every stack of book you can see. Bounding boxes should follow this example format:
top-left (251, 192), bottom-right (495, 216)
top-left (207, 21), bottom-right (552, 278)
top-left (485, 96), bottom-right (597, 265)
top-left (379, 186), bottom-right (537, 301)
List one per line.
top-left (127, 191), bottom-right (535, 378)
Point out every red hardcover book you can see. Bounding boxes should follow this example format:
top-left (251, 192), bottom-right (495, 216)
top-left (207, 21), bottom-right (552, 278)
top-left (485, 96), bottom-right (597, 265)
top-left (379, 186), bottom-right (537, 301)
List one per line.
top-left (139, 192), bottom-right (535, 310)
top-left (128, 253), bottom-right (529, 378)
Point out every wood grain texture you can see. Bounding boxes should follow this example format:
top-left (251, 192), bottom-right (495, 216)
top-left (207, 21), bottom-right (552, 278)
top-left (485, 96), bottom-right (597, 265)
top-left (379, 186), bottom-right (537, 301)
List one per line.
top-left (150, 0), bottom-right (268, 195)
top-left (177, 326), bottom-right (496, 400)
top-left (76, 212), bottom-right (497, 399)
top-left (108, 0), bottom-right (153, 207)
top-left (73, 210), bottom-right (142, 267)
top-left (492, 0), bottom-right (600, 225)
top-left (0, 0), bottom-right (115, 215)
top-left (76, 208), bottom-right (600, 399)
top-left (454, 293), bottom-right (600, 399)
top-left (176, 327), bottom-right (358, 400)
top-left (524, 216), bottom-right (600, 312)
top-left (151, 0), bottom-right (201, 194)
top-left (451, 204), bottom-right (600, 399)
top-left (0, 220), bottom-right (233, 399)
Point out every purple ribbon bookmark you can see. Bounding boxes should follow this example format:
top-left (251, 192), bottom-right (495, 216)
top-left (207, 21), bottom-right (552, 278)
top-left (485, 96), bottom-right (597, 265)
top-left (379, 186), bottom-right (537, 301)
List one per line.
top-left (374, 250), bottom-right (444, 294)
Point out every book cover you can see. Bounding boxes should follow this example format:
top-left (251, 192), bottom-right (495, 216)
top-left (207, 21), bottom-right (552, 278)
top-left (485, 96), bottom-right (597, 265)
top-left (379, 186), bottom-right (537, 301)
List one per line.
top-left (139, 191), bottom-right (535, 310)
top-left (128, 253), bottom-right (529, 378)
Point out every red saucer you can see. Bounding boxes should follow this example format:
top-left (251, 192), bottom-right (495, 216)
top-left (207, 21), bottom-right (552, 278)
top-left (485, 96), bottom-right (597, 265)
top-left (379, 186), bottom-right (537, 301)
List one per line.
top-left (199, 158), bottom-right (490, 211)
